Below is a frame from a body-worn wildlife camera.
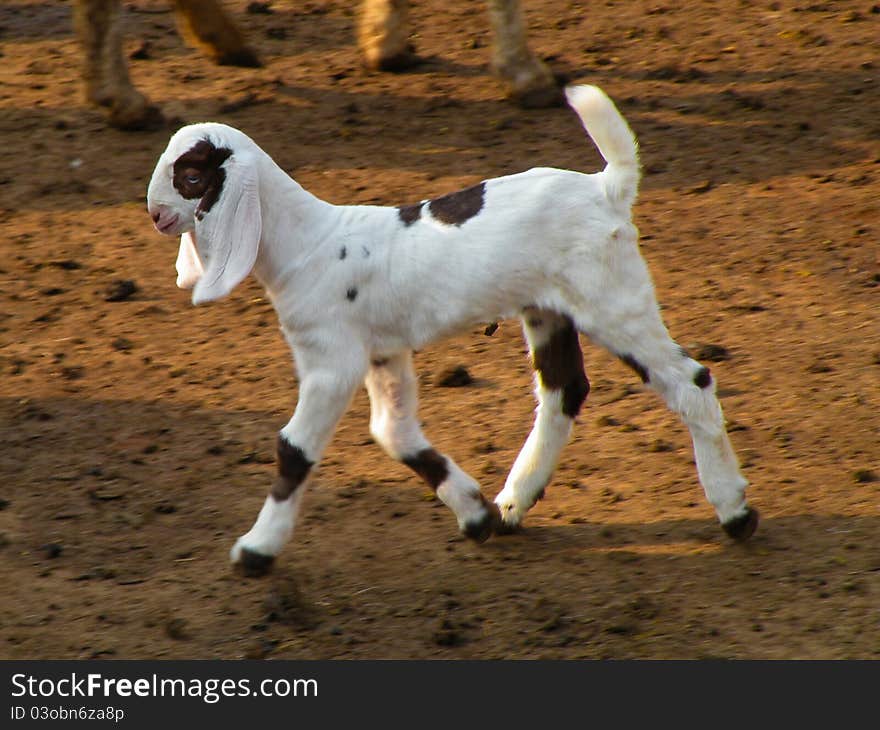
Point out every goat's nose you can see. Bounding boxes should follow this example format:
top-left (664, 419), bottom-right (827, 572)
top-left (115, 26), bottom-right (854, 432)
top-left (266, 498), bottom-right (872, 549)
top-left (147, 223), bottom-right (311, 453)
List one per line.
top-left (151, 210), bottom-right (161, 223)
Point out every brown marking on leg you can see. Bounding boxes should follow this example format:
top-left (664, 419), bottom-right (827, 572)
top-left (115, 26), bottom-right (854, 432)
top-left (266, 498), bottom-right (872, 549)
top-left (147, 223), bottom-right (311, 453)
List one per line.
top-left (532, 319), bottom-right (590, 417)
top-left (620, 354), bottom-right (650, 384)
top-left (402, 448), bottom-right (448, 490)
top-left (270, 435), bottom-right (313, 501)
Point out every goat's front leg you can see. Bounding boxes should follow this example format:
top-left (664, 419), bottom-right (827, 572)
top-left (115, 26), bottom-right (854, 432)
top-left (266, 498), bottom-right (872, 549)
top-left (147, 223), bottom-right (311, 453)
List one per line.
top-left (230, 355), bottom-right (366, 576)
top-left (366, 351), bottom-right (499, 541)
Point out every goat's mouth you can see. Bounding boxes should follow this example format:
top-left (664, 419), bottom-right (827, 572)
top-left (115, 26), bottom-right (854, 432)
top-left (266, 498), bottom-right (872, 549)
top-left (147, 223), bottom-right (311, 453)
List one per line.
top-left (155, 214), bottom-right (180, 235)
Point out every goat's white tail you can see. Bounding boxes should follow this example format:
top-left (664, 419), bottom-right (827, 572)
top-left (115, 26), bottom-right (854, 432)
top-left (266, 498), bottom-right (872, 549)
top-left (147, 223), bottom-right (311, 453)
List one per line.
top-left (565, 84), bottom-right (640, 210)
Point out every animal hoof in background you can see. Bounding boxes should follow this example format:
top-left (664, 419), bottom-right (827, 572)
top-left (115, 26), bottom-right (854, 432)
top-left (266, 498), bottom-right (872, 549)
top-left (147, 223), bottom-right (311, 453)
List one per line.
top-left (231, 542), bottom-right (275, 577)
top-left (365, 45), bottom-right (423, 72)
top-left (722, 507), bottom-right (759, 541)
top-left (494, 60), bottom-right (565, 109)
top-left (108, 101), bottom-right (166, 132)
top-left (215, 47), bottom-right (262, 68)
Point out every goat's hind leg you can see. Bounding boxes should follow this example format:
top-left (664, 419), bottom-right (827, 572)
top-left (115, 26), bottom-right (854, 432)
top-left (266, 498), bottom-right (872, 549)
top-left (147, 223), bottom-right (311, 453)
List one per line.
top-left (577, 302), bottom-right (758, 540)
top-left (494, 310), bottom-right (590, 531)
top-left (366, 352), bottom-right (499, 541)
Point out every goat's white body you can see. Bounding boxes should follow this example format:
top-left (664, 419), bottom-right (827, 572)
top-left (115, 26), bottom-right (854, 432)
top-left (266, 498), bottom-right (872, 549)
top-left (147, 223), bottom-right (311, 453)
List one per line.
top-left (256, 167), bottom-right (625, 354)
top-left (147, 85), bottom-right (756, 573)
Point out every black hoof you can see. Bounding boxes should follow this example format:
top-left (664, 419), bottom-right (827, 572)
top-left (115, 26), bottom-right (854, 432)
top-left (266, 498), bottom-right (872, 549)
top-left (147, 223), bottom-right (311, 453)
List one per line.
top-left (236, 548), bottom-right (275, 577)
top-left (462, 501), bottom-right (503, 543)
top-left (493, 520), bottom-right (521, 536)
top-left (722, 508), bottom-right (759, 541)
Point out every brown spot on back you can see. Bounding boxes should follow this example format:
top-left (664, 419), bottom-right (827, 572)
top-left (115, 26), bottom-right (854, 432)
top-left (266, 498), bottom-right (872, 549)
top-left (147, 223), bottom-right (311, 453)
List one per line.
top-left (270, 436), bottom-right (313, 501)
top-left (532, 319), bottom-right (590, 417)
top-left (397, 203), bottom-right (422, 226)
top-left (428, 182), bottom-right (486, 226)
top-left (402, 448), bottom-right (448, 490)
top-left (172, 139), bottom-right (233, 219)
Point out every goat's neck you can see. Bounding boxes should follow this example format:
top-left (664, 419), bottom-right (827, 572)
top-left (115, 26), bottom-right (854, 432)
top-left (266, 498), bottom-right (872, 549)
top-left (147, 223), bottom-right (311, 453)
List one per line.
top-left (251, 153), bottom-right (339, 296)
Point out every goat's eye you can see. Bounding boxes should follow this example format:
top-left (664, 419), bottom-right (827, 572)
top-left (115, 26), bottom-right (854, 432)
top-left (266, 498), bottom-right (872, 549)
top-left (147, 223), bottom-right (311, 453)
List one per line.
top-left (186, 174), bottom-right (201, 185)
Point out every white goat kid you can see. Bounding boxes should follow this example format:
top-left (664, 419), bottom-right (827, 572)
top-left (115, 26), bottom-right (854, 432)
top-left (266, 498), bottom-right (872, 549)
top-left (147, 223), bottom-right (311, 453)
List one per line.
top-left (147, 85), bottom-right (758, 575)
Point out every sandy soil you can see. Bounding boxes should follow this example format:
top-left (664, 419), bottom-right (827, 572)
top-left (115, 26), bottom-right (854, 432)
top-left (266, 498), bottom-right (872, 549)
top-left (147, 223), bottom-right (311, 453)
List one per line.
top-left (0, 0), bottom-right (878, 659)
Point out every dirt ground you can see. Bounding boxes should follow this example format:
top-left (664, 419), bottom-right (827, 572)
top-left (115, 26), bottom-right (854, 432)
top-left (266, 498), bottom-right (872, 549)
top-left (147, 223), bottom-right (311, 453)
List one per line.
top-left (0, 0), bottom-right (877, 660)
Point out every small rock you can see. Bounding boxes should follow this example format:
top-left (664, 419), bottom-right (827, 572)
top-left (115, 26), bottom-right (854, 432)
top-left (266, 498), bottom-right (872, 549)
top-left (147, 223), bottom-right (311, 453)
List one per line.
top-left (60, 365), bottom-right (85, 380)
top-left (105, 280), bottom-right (138, 302)
top-left (688, 179), bottom-right (713, 194)
top-left (130, 40), bottom-right (152, 60)
top-left (648, 439), bottom-right (675, 453)
top-left (50, 259), bottom-right (82, 270)
top-left (692, 343), bottom-right (730, 361)
top-left (435, 365), bottom-right (473, 387)
top-left (164, 618), bottom-right (190, 640)
top-left (244, 639), bottom-right (278, 659)
top-left (247, 1), bottom-right (274, 13)
top-left (42, 543), bottom-right (63, 559)
top-left (433, 619), bottom-right (465, 647)
top-left (853, 469), bottom-right (877, 484)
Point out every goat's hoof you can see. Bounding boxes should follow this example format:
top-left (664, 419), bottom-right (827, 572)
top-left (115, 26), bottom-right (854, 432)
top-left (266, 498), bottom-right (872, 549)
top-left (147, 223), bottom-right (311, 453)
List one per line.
top-left (234, 547), bottom-right (276, 577)
top-left (365, 46), bottom-right (423, 72)
top-left (108, 102), bottom-right (166, 132)
top-left (508, 81), bottom-right (565, 109)
top-left (722, 507), bottom-right (759, 541)
top-left (215, 47), bottom-right (262, 68)
top-left (462, 500), bottom-right (503, 543)
top-left (493, 519), bottom-right (521, 536)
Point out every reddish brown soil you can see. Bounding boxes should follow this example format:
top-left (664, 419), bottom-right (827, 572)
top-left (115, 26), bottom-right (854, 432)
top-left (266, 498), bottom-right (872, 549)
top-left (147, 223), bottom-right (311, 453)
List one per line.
top-left (1, 0), bottom-right (878, 660)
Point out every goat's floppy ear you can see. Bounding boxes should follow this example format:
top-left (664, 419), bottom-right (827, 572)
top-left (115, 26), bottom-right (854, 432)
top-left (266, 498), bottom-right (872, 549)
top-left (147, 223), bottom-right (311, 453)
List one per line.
top-left (176, 231), bottom-right (204, 290)
top-left (191, 151), bottom-right (261, 305)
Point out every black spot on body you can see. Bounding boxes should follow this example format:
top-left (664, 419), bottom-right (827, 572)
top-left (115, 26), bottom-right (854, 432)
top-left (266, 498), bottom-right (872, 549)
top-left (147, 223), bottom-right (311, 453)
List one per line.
top-left (620, 354), bottom-right (650, 384)
top-left (270, 436), bottom-right (313, 501)
top-left (398, 203), bottom-right (422, 226)
top-left (339, 246), bottom-right (347, 260)
top-left (172, 139), bottom-right (233, 219)
top-left (428, 182), bottom-right (486, 226)
top-left (346, 287), bottom-right (358, 302)
top-left (402, 448), bottom-right (449, 490)
top-left (532, 319), bottom-right (590, 418)
top-left (694, 366), bottom-right (713, 389)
